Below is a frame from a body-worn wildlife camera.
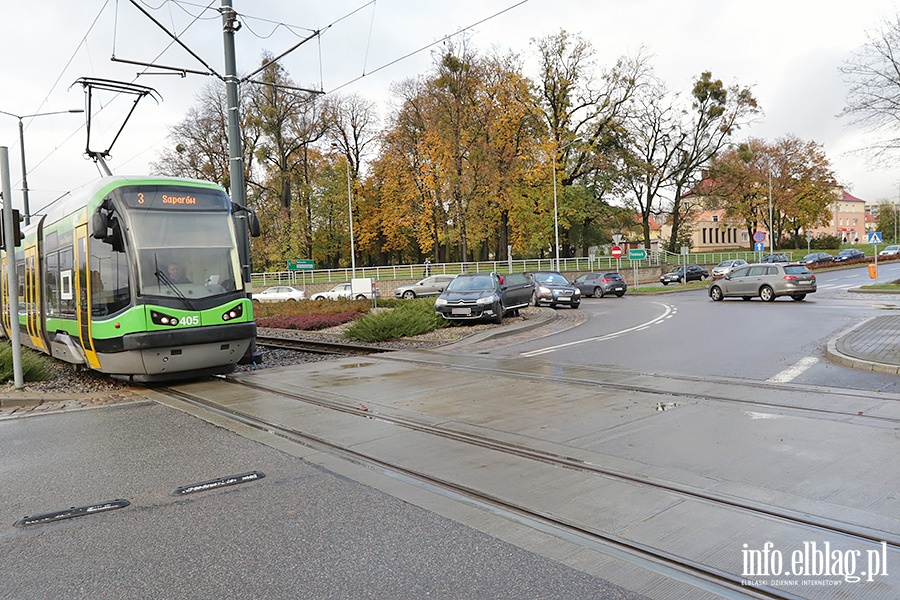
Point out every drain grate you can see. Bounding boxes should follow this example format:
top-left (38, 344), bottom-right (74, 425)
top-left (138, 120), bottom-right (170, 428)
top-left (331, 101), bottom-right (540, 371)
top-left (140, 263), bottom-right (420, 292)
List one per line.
top-left (15, 499), bottom-right (130, 527)
top-left (172, 471), bottom-right (265, 496)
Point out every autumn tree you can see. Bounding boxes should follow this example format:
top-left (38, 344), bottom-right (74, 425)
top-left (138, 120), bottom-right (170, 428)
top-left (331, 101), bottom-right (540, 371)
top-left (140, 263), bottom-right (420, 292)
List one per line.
top-left (151, 81), bottom-right (258, 192)
top-left (532, 30), bottom-right (649, 256)
top-left (875, 202), bottom-right (900, 243)
top-left (665, 72), bottom-right (759, 252)
top-left (616, 70), bottom-right (758, 251)
top-left (244, 55), bottom-right (329, 271)
top-left (707, 137), bottom-right (837, 247)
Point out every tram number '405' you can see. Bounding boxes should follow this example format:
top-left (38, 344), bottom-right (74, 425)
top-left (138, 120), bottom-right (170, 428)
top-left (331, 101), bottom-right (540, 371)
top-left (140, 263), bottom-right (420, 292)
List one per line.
top-left (180, 316), bottom-right (200, 326)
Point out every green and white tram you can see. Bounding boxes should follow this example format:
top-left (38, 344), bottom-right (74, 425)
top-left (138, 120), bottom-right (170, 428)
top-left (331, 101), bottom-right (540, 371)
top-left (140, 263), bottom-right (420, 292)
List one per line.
top-left (0, 176), bottom-right (257, 381)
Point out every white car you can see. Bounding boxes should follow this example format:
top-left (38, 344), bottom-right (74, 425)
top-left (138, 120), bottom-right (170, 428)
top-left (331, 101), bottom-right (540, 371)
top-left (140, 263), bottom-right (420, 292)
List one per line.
top-left (879, 244), bottom-right (900, 256)
top-left (254, 285), bottom-right (307, 302)
top-left (310, 283), bottom-right (381, 301)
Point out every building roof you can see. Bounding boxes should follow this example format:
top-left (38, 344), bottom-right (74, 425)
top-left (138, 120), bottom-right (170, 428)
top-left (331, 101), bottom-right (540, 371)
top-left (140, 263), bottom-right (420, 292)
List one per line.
top-left (842, 190), bottom-right (866, 203)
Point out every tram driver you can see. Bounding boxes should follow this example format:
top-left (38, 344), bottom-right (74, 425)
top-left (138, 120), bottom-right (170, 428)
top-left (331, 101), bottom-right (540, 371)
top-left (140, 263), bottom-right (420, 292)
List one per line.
top-left (166, 261), bottom-right (191, 284)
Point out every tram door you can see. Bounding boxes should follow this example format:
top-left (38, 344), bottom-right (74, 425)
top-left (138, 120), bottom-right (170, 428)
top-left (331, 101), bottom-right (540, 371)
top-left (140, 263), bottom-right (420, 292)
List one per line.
top-left (75, 225), bottom-right (101, 369)
top-left (23, 243), bottom-right (47, 352)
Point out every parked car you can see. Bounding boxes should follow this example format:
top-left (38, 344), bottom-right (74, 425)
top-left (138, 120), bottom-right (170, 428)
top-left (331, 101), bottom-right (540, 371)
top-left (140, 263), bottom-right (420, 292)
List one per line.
top-left (659, 264), bottom-right (708, 285)
top-left (572, 272), bottom-right (627, 297)
top-left (799, 252), bottom-right (833, 266)
top-left (254, 285), bottom-right (307, 302)
top-left (310, 282), bottom-right (381, 301)
top-left (711, 259), bottom-right (748, 279)
top-left (708, 263), bottom-right (816, 302)
top-left (394, 274), bottom-right (457, 299)
top-left (879, 245), bottom-right (900, 257)
top-left (526, 271), bottom-right (581, 308)
top-left (759, 253), bottom-right (791, 263)
top-left (832, 248), bottom-right (866, 263)
top-left (434, 272), bottom-right (531, 323)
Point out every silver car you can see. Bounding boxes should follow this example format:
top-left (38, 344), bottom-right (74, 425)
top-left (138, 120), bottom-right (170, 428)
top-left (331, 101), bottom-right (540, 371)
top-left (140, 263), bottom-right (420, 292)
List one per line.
top-left (708, 263), bottom-right (817, 302)
top-left (711, 259), bottom-right (748, 279)
top-left (394, 274), bottom-right (456, 299)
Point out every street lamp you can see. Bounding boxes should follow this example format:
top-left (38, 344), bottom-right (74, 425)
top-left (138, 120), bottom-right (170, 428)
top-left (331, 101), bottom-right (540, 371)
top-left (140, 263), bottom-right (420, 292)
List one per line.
top-left (0, 109), bottom-right (83, 225)
top-left (332, 144), bottom-right (356, 278)
top-left (552, 137), bottom-right (581, 271)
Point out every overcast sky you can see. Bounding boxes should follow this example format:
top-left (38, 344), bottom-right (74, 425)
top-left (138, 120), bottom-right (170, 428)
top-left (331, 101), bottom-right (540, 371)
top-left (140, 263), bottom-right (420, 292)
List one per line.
top-left (1, 0), bottom-right (899, 217)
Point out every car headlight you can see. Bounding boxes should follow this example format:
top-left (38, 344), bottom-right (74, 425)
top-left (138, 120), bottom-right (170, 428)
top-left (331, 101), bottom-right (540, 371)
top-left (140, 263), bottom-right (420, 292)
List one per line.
top-left (476, 295), bottom-right (497, 305)
top-left (573, 288), bottom-right (581, 296)
top-left (435, 298), bottom-right (447, 307)
top-left (538, 285), bottom-right (551, 295)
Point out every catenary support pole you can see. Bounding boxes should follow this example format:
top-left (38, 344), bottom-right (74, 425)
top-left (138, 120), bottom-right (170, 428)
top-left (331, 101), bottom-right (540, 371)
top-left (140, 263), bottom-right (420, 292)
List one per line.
top-left (0, 147), bottom-right (24, 389)
top-left (221, 0), bottom-right (262, 363)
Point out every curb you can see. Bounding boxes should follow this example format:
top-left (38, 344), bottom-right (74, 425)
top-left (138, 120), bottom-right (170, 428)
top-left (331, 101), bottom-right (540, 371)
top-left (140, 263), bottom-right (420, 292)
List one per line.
top-left (823, 317), bottom-right (900, 375)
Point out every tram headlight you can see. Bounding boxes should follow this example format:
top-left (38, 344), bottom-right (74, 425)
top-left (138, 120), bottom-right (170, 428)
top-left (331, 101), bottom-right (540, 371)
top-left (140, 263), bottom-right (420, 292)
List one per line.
top-left (222, 304), bottom-right (243, 321)
top-left (151, 310), bottom-right (179, 327)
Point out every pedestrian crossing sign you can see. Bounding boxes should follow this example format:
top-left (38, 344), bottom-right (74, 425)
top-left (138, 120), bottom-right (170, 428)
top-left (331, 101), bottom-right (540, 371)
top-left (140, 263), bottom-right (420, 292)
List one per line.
top-left (868, 231), bottom-right (883, 244)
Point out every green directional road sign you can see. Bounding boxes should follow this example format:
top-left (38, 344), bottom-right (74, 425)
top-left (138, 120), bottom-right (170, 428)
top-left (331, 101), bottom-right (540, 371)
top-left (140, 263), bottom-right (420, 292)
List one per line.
top-left (628, 248), bottom-right (647, 261)
top-left (287, 259), bottom-right (315, 271)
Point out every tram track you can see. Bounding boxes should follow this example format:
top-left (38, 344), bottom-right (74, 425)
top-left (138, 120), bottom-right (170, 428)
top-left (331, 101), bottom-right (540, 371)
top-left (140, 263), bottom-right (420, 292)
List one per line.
top-left (210, 376), bottom-right (900, 549)
top-left (254, 334), bottom-right (900, 425)
top-left (254, 334), bottom-right (394, 355)
top-left (154, 382), bottom-right (804, 600)
top-left (386, 352), bottom-right (900, 426)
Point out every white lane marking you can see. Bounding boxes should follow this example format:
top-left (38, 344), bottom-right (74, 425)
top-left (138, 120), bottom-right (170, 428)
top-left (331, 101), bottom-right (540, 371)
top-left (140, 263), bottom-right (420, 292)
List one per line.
top-left (767, 356), bottom-right (819, 382)
top-left (520, 302), bottom-right (674, 357)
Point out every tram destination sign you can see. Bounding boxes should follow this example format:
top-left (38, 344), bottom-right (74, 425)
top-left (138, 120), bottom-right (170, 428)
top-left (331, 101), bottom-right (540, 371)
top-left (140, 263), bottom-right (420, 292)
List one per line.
top-left (117, 186), bottom-right (230, 211)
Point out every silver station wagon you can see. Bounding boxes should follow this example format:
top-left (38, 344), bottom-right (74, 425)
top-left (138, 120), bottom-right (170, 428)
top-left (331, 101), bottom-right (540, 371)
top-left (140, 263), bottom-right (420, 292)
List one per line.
top-left (708, 263), bottom-right (817, 302)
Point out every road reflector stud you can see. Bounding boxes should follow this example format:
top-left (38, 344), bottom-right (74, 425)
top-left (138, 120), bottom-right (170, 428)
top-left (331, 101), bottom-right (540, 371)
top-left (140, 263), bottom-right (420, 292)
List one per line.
top-left (172, 471), bottom-right (265, 496)
top-left (15, 499), bottom-right (130, 527)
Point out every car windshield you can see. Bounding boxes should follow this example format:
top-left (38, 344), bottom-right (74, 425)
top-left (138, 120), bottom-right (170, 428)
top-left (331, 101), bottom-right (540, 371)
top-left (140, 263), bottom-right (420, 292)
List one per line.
top-left (533, 273), bottom-right (570, 285)
top-left (447, 275), bottom-right (495, 292)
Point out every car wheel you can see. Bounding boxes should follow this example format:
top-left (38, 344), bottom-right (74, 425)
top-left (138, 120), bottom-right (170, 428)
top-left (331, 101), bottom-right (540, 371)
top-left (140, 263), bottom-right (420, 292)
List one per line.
top-left (615, 291), bottom-right (625, 297)
top-left (760, 285), bottom-right (776, 302)
top-left (571, 301), bottom-right (580, 309)
top-left (791, 294), bottom-right (807, 301)
top-left (314, 296), bottom-right (325, 301)
top-left (532, 291), bottom-right (541, 307)
top-left (402, 290), bottom-right (416, 300)
top-left (709, 286), bottom-right (724, 302)
top-left (593, 286), bottom-right (604, 298)
top-left (355, 294), bottom-right (367, 300)
top-left (492, 304), bottom-right (504, 324)
top-left (741, 296), bottom-right (752, 301)
top-left (661, 281), bottom-right (669, 286)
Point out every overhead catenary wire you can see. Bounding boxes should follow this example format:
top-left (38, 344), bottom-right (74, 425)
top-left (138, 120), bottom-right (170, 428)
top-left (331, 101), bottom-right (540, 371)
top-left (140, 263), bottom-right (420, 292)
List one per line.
top-left (326, 0), bottom-right (531, 94)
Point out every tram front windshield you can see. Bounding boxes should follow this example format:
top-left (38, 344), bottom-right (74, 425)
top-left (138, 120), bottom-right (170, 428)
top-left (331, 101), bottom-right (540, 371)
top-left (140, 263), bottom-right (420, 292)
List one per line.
top-left (131, 211), bottom-right (241, 299)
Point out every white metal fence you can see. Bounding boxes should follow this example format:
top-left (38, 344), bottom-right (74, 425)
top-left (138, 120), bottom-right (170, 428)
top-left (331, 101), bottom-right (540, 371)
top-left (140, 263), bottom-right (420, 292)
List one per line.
top-left (250, 249), bottom-right (794, 288)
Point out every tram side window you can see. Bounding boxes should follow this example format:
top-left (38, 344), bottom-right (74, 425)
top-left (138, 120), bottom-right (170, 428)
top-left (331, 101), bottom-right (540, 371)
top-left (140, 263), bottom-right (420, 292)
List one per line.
top-left (90, 240), bottom-right (131, 317)
top-left (46, 252), bottom-right (59, 317)
top-left (16, 259), bottom-right (24, 314)
top-left (58, 247), bottom-right (75, 317)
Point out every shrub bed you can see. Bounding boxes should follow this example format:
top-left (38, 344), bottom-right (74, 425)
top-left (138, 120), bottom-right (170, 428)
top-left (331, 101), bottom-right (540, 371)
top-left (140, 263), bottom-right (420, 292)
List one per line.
top-left (256, 311), bottom-right (361, 331)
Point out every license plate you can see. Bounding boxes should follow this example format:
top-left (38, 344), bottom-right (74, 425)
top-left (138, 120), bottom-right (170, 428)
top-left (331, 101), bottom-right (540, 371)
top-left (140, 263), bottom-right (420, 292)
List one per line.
top-left (558, 296), bottom-right (571, 301)
top-left (800, 281), bottom-right (812, 285)
top-left (451, 308), bottom-right (471, 315)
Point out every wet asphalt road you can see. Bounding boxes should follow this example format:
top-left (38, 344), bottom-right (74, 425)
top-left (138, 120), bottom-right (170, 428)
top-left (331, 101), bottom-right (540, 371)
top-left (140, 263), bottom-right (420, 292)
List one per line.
top-left (0, 401), bottom-right (645, 600)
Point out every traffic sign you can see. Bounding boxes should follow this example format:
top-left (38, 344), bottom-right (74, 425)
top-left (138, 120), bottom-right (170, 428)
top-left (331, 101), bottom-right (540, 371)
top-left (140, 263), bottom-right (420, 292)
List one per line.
top-left (753, 231), bottom-right (766, 243)
top-left (754, 242), bottom-right (765, 251)
top-left (287, 259), bottom-right (315, 271)
top-left (611, 245), bottom-right (623, 259)
top-left (628, 248), bottom-right (647, 260)
top-left (868, 231), bottom-right (883, 244)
